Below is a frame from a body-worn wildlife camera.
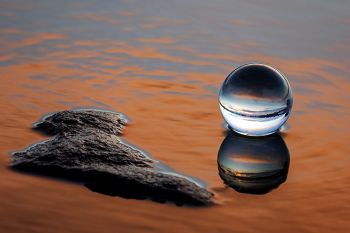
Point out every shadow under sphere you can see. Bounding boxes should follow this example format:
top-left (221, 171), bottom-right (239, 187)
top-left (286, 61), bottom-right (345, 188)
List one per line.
top-left (217, 132), bottom-right (290, 194)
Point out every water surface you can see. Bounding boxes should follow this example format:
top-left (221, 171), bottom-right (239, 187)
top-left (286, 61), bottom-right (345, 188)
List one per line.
top-left (0, 0), bottom-right (350, 232)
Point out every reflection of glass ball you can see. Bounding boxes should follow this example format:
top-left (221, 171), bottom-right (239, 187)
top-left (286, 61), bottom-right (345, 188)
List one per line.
top-left (217, 132), bottom-right (290, 194)
top-left (219, 64), bottom-right (293, 136)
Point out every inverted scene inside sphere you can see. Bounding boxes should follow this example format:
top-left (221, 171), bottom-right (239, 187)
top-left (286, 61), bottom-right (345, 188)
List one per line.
top-left (217, 132), bottom-right (290, 194)
top-left (219, 63), bottom-right (293, 136)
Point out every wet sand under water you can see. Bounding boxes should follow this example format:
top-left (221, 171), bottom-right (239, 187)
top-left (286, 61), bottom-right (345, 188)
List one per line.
top-left (0, 0), bottom-right (350, 232)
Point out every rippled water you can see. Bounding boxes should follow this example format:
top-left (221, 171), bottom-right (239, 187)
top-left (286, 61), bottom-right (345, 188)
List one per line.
top-left (0, 0), bottom-right (349, 232)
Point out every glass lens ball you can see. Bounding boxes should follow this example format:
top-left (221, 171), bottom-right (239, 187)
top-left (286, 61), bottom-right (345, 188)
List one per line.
top-left (219, 63), bottom-right (293, 136)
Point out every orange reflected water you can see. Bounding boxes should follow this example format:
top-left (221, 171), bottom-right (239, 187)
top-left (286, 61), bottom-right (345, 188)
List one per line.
top-left (0, 1), bottom-right (349, 232)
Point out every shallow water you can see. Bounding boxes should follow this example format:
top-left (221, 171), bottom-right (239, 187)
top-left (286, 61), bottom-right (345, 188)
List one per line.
top-left (0, 0), bottom-right (349, 232)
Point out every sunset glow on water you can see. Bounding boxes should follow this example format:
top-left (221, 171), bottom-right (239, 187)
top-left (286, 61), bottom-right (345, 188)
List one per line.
top-left (0, 1), bottom-right (349, 232)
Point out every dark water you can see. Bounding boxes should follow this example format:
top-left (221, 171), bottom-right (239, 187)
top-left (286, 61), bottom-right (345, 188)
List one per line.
top-left (0, 0), bottom-right (349, 232)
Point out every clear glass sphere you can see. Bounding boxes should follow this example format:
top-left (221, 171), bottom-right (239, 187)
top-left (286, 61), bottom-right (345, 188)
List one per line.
top-left (217, 132), bottom-right (290, 194)
top-left (219, 64), bottom-right (293, 136)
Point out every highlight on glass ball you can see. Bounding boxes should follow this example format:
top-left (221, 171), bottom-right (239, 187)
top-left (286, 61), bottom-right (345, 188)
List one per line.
top-left (219, 63), bottom-right (293, 136)
top-left (217, 132), bottom-right (290, 194)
